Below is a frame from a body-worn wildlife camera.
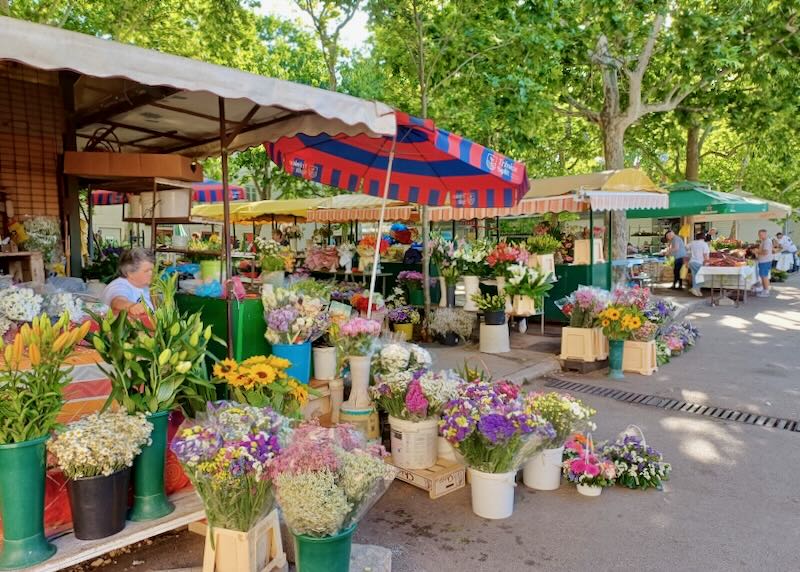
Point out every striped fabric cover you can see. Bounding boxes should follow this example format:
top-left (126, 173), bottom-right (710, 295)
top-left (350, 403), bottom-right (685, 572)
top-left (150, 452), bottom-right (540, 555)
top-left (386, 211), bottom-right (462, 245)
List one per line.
top-left (265, 111), bottom-right (529, 208)
top-left (428, 194), bottom-right (586, 221)
top-left (307, 205), bottom-right (418, 223)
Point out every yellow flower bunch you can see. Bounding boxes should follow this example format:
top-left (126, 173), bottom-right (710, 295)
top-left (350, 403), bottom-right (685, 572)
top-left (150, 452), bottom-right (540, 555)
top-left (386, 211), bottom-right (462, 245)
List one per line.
top-left (597, 304), bottom-right (644, 341)
top-left (212, 354), bottom-right (309, 416)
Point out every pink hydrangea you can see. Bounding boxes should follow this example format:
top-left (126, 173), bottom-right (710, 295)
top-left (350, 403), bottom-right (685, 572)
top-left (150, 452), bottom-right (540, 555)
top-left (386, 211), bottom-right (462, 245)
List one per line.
top-left (405, 379), bottom-right (429, 416)
top-left (341, 317), bottom-right (382, 337)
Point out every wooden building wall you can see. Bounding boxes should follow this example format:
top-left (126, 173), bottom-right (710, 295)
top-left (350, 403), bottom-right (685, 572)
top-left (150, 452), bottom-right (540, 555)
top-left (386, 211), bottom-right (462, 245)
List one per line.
top-left (0, 63), bottom-right (63, 218)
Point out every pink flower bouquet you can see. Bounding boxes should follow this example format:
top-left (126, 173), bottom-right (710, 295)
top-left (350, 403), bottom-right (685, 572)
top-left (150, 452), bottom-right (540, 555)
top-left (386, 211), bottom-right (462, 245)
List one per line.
top-left (338, 317), bottom-right (382, 356)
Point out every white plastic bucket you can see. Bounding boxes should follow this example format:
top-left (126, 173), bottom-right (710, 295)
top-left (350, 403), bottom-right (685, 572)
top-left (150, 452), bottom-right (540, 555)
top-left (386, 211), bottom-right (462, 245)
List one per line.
top-left (313, 346), bottom-right (337, 381)
top-left (522, 446), bottom-right (564, 490)
top-left (468, 468), bottom-right (516, 519)
top-left (172, 235), bottom-right (189, 249)
top-left (159, 189), bottom-right (191, 218)
top-left (127, 195), bottom-right (142, 219)
top-left (577, 483), bottom-right (602, 497)
top-left (462, 275), bottom-right (481, 311)
top-left (140, 193), bottom-right (161, 219)
top-left (437, 436), bottom-right (458, 463)
top-left (389, 416), bottom-right (438, 470)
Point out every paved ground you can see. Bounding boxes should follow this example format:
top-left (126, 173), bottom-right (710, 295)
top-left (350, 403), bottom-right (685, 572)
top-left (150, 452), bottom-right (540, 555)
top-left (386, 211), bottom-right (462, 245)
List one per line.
top-left (67, 276), bottom-right (800, 572)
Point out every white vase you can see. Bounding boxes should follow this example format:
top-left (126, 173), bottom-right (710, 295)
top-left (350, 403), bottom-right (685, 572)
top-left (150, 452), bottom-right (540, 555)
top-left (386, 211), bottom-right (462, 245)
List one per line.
top-left (312, 346), bottom-right (337, 381)
top-left (462, 275), bottom-right (480, 311)
top-left (344, 355), bottom-right (372, 408)
top-left (522, 446), bottom-right (564, 490)
top-left (468, 468), bottom-right (516, 519)
top-left (512, 294), bottom-right (537, 317)
top-left (438, 277), bottom-right (447, 308)
top-left (576, 483), bottom-right (602, 497)
top-left (389, 416), bottom-right (439, 470)
top-left (495, 276), bottom-right (513, 313)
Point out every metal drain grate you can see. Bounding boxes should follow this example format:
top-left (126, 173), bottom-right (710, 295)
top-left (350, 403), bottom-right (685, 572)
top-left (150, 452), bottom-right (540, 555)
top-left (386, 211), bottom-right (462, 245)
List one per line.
top-left (543, 377), bottom-right (800, 433)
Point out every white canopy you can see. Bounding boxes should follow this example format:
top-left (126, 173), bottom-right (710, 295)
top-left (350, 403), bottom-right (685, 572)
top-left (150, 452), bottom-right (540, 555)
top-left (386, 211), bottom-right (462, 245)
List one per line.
top-left (0, 16), bottom-right (396, 158)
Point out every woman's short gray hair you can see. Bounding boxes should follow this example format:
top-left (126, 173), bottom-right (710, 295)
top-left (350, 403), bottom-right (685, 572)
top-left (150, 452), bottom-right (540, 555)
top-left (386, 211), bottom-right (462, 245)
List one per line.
top-left (119, 248), bottom-right (155, 277)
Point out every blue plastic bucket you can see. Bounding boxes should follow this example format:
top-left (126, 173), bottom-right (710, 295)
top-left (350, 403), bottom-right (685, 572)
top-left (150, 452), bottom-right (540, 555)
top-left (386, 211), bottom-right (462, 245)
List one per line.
top-left (271, 341), bottom-right (311, 384)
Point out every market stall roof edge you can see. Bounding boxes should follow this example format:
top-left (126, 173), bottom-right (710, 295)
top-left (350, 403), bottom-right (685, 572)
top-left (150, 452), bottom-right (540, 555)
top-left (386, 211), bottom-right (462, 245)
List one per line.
top-left (628, 181), bottom-right (769, 219)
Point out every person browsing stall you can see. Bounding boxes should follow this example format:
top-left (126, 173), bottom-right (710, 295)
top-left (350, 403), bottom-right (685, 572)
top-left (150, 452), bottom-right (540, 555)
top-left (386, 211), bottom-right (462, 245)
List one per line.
top-left (102, 248), bottom-right (155, 317)
top-left (665, 230), bottom-right (687, 290)
top-left (756, 229), bottom-right (773, 298)
top-left (687, 232), bottom-right (710, 297)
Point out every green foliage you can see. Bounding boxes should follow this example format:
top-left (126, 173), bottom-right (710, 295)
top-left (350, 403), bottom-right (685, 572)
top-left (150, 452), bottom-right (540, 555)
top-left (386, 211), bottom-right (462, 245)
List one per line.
top-left (526, 234), bottom-right (561, 255)
top-left (471, 292), bottom-right (506, 312)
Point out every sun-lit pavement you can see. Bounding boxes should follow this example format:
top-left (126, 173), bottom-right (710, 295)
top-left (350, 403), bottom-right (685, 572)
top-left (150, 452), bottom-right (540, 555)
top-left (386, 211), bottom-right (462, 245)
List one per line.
top-left (73, 277), bottom-right (800, 572)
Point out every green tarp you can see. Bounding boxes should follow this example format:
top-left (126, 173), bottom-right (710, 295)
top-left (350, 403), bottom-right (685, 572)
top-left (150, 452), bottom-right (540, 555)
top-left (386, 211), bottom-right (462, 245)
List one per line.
top-left (627, 182), bottom-right (768, 219)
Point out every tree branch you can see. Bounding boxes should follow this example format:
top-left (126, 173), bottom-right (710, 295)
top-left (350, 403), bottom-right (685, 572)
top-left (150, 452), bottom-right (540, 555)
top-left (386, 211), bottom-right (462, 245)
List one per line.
top-left (555, 96), bottom-right (601, 124)
top-left (428, 43), bottom-right (506, 97)
top-left (624, 13), bottom-right (665, 124)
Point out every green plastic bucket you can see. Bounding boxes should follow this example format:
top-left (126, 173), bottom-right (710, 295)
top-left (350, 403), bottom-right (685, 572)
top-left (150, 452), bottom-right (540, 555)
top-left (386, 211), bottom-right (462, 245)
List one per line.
top-left (293, 523), bottom-right (356, 572)
top-left (129, 411), bottom-right (175, 521)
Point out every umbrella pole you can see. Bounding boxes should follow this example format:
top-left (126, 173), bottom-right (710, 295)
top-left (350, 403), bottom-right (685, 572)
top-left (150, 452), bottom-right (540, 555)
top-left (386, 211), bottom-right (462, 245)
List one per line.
top-left (367, 136), bottom-right (397, 319)
top-left (87, 192), bottom-right (94, 260)
top-left (219, 97), bottom-right (234, 360)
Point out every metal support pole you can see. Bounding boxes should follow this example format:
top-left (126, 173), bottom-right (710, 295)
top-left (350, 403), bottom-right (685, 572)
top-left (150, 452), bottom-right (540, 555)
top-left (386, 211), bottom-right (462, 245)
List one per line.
top-left (218, 97), bottom-right (234, 359)
top-left (495, 216), bottom-right (500, 243)
top-left (87, 192), bottom-right (94, 260)
top-left (367, 136), bottom-right (397, 318)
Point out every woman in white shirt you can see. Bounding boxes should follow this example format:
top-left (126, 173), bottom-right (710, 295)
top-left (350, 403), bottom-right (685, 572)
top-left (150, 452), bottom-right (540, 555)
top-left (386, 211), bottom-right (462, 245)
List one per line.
top-left (102, 248), bottom-right (155, 317)
top-left (688, 232), bottom-right (710, 297)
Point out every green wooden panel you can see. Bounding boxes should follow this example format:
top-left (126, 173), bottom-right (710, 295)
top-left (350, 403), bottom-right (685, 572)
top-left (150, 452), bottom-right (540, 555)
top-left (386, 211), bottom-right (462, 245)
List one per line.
top-left (544, 262), bottom-right (611, 321)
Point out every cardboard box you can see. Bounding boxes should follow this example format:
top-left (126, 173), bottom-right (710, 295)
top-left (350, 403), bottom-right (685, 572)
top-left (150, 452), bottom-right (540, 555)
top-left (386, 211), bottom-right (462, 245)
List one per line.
top-left (64, 152), bottom-right (203, 182)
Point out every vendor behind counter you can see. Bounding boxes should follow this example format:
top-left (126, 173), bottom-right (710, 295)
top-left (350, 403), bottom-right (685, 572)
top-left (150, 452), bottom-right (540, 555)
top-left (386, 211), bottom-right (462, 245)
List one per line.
top-left (102, 248), bottom-right (155, 317)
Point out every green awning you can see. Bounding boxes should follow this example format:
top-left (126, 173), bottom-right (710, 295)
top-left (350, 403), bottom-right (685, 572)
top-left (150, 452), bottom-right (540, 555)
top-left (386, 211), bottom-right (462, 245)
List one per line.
top-left (628, 182), bottom-right (768, 219)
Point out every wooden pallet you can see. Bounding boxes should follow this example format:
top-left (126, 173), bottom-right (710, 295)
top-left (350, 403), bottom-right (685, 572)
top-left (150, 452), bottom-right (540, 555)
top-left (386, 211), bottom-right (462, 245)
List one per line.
top-left (201, 509), bottom-right (287, 572)
top-left (560, 358), bottom-right (609, 374)
top-left (387, 456), bottom-right (466, 499)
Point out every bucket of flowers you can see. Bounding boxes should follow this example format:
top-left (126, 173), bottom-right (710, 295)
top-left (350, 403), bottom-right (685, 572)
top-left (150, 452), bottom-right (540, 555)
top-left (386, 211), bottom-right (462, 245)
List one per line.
top-left (600, 425), bottom-right (672, 491)
top-left (397, 270), bottom-right (426, 305)
top-left (503, 264), bottom-right (554, 317)
top-left (486, 242), bottom-right (527, 310)
top-left (562, 433), bottom-right (616, 497)
top-left (171, 402), bottom-right (291, 572)
top-left (557, 286), bottom-right (610, 362)
top-left (522, 393), bottom-right (596, 490)
top-left (452, 239), bottom-right (491, 311)
top-left (439, 378), bottom-right (554, 519)
top-left (596, 301), bottom-right (644, 379)
top-left (428, 308), bottom-right (476, 346)
top-left (256, 237), bottom-right (294, 286)
top-left (372, 346), bottom-right (458, 470)
top-left (387, 305), bottom-right (420, 341)
top-left (349, 290), bottom-right (386, 322)
top-left (356, 235), bottom-right (389, 272)
top-left (338, 317), bottom-right (382, 409)
top-left (471, 292), bottom-right (508, 325)
top-left (271, 423), bottom-right (395, 572)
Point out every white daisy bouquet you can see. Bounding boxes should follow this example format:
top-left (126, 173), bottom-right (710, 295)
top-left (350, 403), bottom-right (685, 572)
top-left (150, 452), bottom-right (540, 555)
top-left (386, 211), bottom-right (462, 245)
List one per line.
top-left (46, 292), bottom-right (86, 322)
top-left (48, 411), bottom-right (153, 479)
top-left (0, 287), bottom-right (43, 322)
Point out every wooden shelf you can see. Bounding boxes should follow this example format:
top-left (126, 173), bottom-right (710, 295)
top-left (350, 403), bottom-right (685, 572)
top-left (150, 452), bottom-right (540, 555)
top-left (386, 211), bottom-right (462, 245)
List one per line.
top-left (123, 217), bottom-right (212, 225)
top-left (156, 247), bottom-right (222, 256)
top-left (31, 490), bottom-right (204, 572)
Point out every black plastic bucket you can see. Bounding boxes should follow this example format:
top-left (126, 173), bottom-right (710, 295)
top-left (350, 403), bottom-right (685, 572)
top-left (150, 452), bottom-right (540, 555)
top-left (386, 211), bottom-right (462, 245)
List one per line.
top-left (67, 467), bottom-right (131, 540)
top-left (484, 310), bottom-right (506, 325)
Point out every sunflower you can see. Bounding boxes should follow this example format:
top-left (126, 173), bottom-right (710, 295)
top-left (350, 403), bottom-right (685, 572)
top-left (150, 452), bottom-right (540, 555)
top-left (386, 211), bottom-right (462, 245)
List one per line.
top-left (266, 355), bottom-right (291, 370)
top-left (601, 319), bottom-right (610, 327)
top-left (606, 308), bottom-right (621, 320)
top-left (228, 371), bottom-right (256, 390)
top-left (245, 363), bottom-right (277, 385)
top-left (288, 379), bottom-right (309, 405)
top-left (629, 317), bottom-right (642, 330)
top-left (242, 355), bottom-right (269, 367)
top-left (212, 358), bottom-right (239, 381)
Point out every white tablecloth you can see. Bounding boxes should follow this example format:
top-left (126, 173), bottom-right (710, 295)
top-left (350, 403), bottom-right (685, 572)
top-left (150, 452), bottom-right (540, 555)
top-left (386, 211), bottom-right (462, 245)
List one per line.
top-left (695, 265), bottom-right (757, 290)
top-left (776, 253), bottom-right (795, 272)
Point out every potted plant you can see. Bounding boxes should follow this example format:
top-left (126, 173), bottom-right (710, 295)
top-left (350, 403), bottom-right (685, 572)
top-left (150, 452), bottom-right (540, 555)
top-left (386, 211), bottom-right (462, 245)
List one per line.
top-left (387, 305), bottom-right (420, 341)
top-left (439, 378), bottom-right (554, 519)
top-left (440, 266), bottom-right (460, 308)
top-left (91, 274), bottom-right (216, 521)
top-left (486, 242), bottom-right (526, 312)
top-left (372, 346), bottom-right (456, 470)
top-left (503, 263), bottom-right (554, 316)
top-left (0, 314), bottom-right (90, 569)
top-left (338, 317), bottom-right (382, 409)
top-left (522, 393), bottom-right (596, 490)
top-left (212, 355), bottom-right (311, 418)
top-left (562, 435), bottom-right (616, 497)
top-left (397, 270), bottom-right (426, 306)
top-left (471, 292), bottom-right (507, 325)
top-left (557, 286), bottom-right (609, 362)
top-left (172, 402), bottom-right (290, 572)
top-left (452, 239), bottom-right (490, 311)
top-left (256, 237), bottom-right (294, 286)
top-left (526, 234), bottom-right (560, 274)
top-left (48, 411), bottom-right (153, 540)
top-left (428, 308), bottom-right (476, 346)
top-left (601, 429), bottom-right (672, 491)
top-left (262, 288), bottom-right (330, 385)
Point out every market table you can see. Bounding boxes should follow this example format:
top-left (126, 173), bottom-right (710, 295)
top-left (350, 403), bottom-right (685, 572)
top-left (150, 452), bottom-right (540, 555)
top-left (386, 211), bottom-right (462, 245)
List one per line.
top-left (776, 252), bottom-right (795, 272)
top-left (695, 265), bottom-right (757, 306)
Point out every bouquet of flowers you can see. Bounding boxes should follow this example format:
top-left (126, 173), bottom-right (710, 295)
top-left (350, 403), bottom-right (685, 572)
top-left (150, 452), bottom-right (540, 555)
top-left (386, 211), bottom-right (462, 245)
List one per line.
top-left (357, 235), bottom-right (390, 258)
top-left (271, 423), bottom-right (395, 537)
top-left (486, 242), bottom-right (527, 277)
top-left (256, 237), bottom-right (294, 272)
top-left (524, 392), bottom-right (596, 448)
top-left (45, 292), bottom-right (86, 322)
top-left (526, 234), bottom-right (561, 255)
top-left (372, 342), bottom-right (432, 374)
top-left (282, 224), bottom-right (303, 240)
top-left (397, 270), bottom-right (425, 288)
top-left (48, 411), bottom-right (153, 479)
top-left (452, 239), bottom-right (490, 276)
top-left (597, 303), bottom-right (645, 341)
top-left (0, 287), bottom-right (43, 322)
top-left (387, 305), bottom-right (420, 325)
top-left (171, 401), bottom-right (290, 532)
top-left (503, 264), bottom-right (554, 299)
top-left (657, 321), bottom-right (699, 354)
top-left (288, 278), bottom-right (333, 301)
top-left (338, 317), bottom-right (382, 356)
top-left (428, 308), bottom-right (476, 341)
top-left (350, 291), bottom-right (385, 315)
top-left (262, 288), bottom-right (330, 345)
top-left (557, 286), bottom-right (608, 328)
top-left (562, 435), bottom-right (616, 489)
top-left (331, 282), bottom-right (363, 304)
top-left (439, 380), bottom-right (555, 473)
top-left (631, 320), bottom-right (658, 342)
top-left (372, 365), bottom-right (461, 421)
top-left (187, 234), bottom-right (222, 261)
top-left (611, 285), bottom-right (650, 310)
top-left (21, 216), bottom-right (61, 264)
top-left (601, 431), bottom-right (671, 491)
top-left (430, 232), bottom-right (456, 274)
top-left (304, 245), bottom-right (340, 271)
top-left (643, 297), bottom-right (676, 326)
top-left (213, 355), bottom-right (310, 417)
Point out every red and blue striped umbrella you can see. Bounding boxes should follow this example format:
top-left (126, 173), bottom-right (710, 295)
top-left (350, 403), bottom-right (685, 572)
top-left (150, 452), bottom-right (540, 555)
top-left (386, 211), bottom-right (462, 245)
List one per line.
top-left (264, 111), bottom-right (528, 208)
top-left (91, 190), bottom-right (126, 206)
top-left (192, 179), bottom-right (247, 203)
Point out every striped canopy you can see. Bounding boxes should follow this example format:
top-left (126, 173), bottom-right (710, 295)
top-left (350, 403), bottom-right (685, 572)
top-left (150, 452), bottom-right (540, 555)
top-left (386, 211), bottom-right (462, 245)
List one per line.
top-left (90, 179), bottom-right (246, 205)
top-left (91, 190), bottom-right (126, 206)
top-left (265, 111), bottom-right (528, 208)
